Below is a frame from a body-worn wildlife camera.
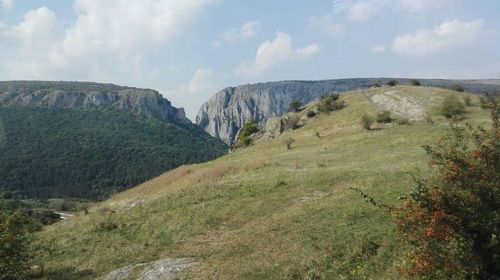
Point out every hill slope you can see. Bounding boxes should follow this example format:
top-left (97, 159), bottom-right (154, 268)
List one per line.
top-left (38, 86), bottom-right (493, 279)
top-left (0, 81), bottom-right (227, 200)
top-left (196, 78), bottom-right (500, 145)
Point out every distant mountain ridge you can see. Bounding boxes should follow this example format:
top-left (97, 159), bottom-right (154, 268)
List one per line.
top-left (196, 78), bottom-right (500, 145)
top-left (0, 81), bottom-right (189, 124)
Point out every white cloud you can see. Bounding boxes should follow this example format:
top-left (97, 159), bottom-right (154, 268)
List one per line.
top-left (1, 0), bottom-right (13, 11)
top-left (309, 14), bottom-right (342, 36)
top-left (331, 0), bottom-right (455, 22)
top-left (220, 20), bottom-right (262, 43)
top-left (297, 44), bottom-right (321, 59)
top-left (400, 0), bottom-right (452, 12)
top-left (348, 1), bottom-right (378, 22)
top-left (392, 19), bottom-right (487, 56)
top-left (1, 0), bottom-right (218, 80)
top-left (372, 45), bottom-right (386, 53)
top-left (236, 32), bottom-right (320, 76)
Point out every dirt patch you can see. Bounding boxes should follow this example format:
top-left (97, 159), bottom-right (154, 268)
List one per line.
top-left (370, 91), bottom-right (426, 120)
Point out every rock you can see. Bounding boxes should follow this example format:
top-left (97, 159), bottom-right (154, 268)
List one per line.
top-left (264, 117), bottom-right (283, 137)
top-left (104, 265), bottom-right (137, 280)
top-left (103, 258), bottom-right (196, 280)
top-left (196, 78), bottom-right (500, 145)
top-left (0, 81), bottom-right (190, 124)
top-left (138, 258), bottom-right (196, 280)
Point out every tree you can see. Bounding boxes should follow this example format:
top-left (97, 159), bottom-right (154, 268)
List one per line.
top-left (360, 114), bottom-right (374, 130)
top-left (235, 121), bottom-right (259, 148)
top-left (0, 202), bottom-right (35, 280)
top-left (450, 84), bottom-right (465, 92)
top-left (439, 95), bottom-right (465, 119)
top-left (394, 94), bottom-right (500, 279)
top-left (411, 80), bottom-right (421, 86)
top-left (284, 137), bottom-right (295, 150)
top-left (376, 110), bottom-right (392, 123)
top-left (386, 80), bottom-right (398, 86)
top-left (318, 94), bottom-right (346, 113)
top-left (290, 101), bottom-right (302, 112)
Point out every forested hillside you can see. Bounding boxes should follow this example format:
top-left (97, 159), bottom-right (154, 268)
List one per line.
top-left (0, 106), bottom-right (227, 200)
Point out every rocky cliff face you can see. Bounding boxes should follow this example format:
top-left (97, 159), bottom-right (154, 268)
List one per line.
top-left (0, 81), bottom-right (190, 124)
top-left (196, 78), bottom-right (500, 145)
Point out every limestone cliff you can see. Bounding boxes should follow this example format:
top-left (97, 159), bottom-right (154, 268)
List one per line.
top-left (0, 81), bottom-right (190, 124)
top-left (196, 78), bottom-right (500, 145)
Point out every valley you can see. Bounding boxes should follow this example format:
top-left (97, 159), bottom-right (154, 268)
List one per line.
top-left (36, 85), bottom-right (495, 279)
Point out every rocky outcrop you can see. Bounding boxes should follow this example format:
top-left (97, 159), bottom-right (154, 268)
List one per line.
top-left (196, 78), bottom-right (500, 145)
top-left (103, 258), bottom-right (196, 280)
top-left (0, 81), bottom-right (190, 124)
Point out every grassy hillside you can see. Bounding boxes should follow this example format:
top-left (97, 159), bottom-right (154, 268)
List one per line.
top-left (37, 86), bottom-right (493, 279)
top-left (0, 107), bottom-right (227, 200)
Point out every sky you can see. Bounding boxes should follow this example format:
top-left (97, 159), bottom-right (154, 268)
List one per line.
top-left (0, 0), bottom-right (499, 119)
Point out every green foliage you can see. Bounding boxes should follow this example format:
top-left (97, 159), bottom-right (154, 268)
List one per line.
top-left (411, 80), bottom-right (421, 86)
top-left (360, 114), bottom-right (374, 130)
top-left (439, 95), bottom-right (465, 119)
top-left (283, 137), bottom-right (295, 150)
top-left (0, 202), bottom-right (35, 280)
top-left (290, 101), bottom-right (303, 112)
top-left (0, 107), bottom-right (227, 200)
top-left (306, 111), bottom-right (317, 118)
top-left (285, 114), bottom-right (301, 130)
top-left (376, 110), bottom-right (392, 123)
top-left (235, 121), bottom-right (259, 148)
top-left (450, 84), bottom-right (465, 92)
top-left (386, 80), bottom-right (398, 86)
top-left (424, 112), bottom-right (435, 124)
top-left (395, 96), bottom-right (500, 279)
top-left (318, 94), bottom-right (346, 113)
top-left (372, 83), bottom-right (382, 88)
top-left (463, 96), bottom-right (473, 106)
top-left (396, 117), bottom-right (410, 125)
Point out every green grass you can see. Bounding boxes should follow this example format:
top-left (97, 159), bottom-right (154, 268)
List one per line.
top-left (37, 87), bottom-right (492, 279)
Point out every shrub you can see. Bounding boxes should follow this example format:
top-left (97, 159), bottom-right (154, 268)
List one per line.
top-left (396, 117), bottom-right (410, 125)
top-left (376, 110), bottom-right (392, 123)
top-left (360, 114), bottom-right (374, 130)
top-left (372, 83), bottom-right (381, 88)
top-left (0, 202), bottom-right (35, 280)
top-left (283, 137), bottom-right (295, 150)
top-left (314, 131), bottom-right (320, 138)
top-left (394, 94), bottom-right (500, 279)
top-left (318, 94), bottom-right (346, 113)
top-left (463, 96), bottom-right (473, 106)
top-left (439, 95), bottom-right (465, 119)
top-left (424, 112), bottom-right (435, 124)
top-left (386, 80), bottom-right (398, 86)
top-left (235, 120), bottom-right (259, 148)
top-left (290, 101), bottom-right (302, 112)
top-left (411, 79), bottom-right (421, 86)
top-left (450, 84), bottom-right (465, 92)
top-left (284, 114), bottom-right (301, 130)
top-left (306, 111), bottom-right (316, 118)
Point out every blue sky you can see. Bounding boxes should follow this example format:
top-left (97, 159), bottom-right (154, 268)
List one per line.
top-left (0, 0), bottom-right (499, 119)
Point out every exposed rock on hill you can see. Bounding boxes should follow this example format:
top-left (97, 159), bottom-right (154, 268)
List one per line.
top-left (0, 81), bottom-right (189, 123)
top-left (196, 78), bottom-right (500, 145)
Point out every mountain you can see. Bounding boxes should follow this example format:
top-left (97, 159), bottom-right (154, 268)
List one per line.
top-left (0, 81), bottom-right (227, 200)
top-left (38, 86), bottom-right (494, 279)
top-left (196, 78), bottom-right (500, 145)
top-left (0, 81), bottom-right (189, 123)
